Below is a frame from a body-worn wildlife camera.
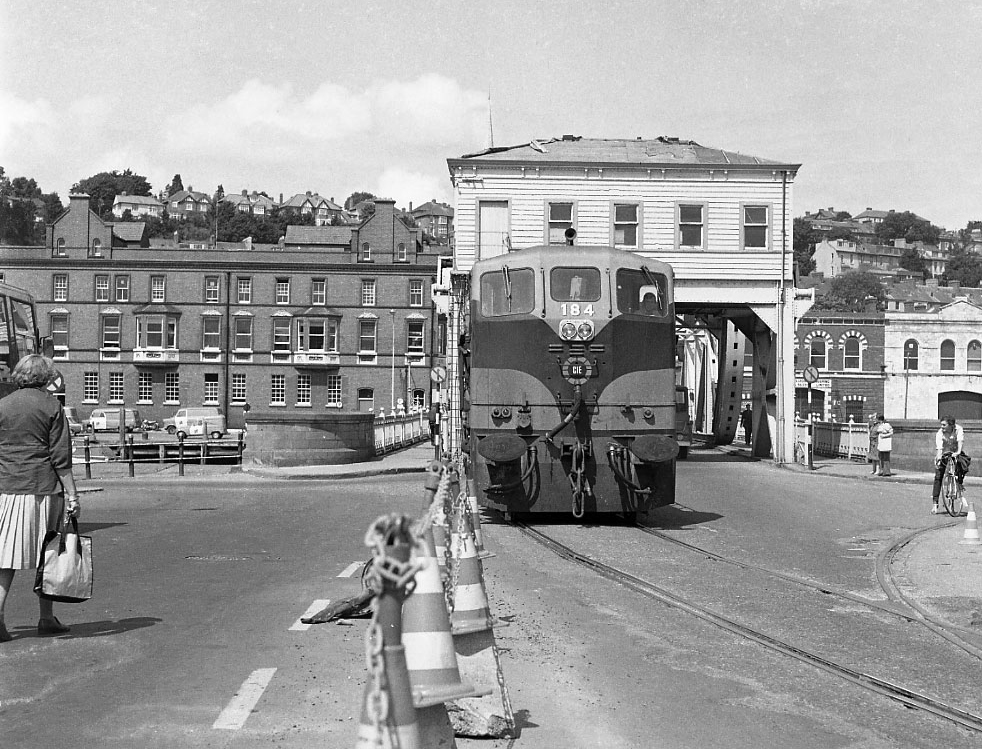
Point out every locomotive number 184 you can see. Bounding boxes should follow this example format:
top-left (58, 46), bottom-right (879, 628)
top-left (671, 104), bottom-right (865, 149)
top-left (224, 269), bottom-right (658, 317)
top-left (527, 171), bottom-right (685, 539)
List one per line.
top-left (560, 303), bottom-right (594, 316)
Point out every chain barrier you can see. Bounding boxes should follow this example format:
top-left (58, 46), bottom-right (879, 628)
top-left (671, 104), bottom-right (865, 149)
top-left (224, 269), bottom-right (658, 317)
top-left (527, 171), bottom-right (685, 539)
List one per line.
top-left (361, 514), bottom-right (422, 745)
top-left (446, 476), bottom-right (467, 613)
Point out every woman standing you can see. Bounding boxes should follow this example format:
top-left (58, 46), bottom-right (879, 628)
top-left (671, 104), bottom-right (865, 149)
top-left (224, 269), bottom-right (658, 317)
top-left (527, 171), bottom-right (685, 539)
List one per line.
top-left (875, 414), bottom-right (895, 477)
top-left (0, 355), bottom-right (81, 642)
top-left (867, 414), bottom-right (881, 475)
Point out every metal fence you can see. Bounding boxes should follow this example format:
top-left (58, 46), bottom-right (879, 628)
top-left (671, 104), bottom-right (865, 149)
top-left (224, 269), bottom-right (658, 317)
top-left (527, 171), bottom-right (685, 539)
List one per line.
top-left (71, 412), bottom-right (431, 477)
top-left (793, 417), bottom-right (870, 465)
top-left (374, 412), bottom-right (431, 454)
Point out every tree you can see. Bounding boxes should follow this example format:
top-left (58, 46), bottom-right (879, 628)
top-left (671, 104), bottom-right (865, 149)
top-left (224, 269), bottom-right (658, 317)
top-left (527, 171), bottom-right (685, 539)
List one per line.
top-left (793, 217), bottom-right (818, 276)
top-left (942, 246), bottom-right (982, 288)
top-left (899, 247), bottom-right (927, 276)
top-left (0, 198), bottom-right (37, 245)
top-left (213, 184), bottom-right (225, 202)
top-left (166, 174), bottom-right (184, 196)
top-left (41, 192), bottom-right (63, 222)
top-left (874, 211), bottom-right (941, 246)
top-left (344, 191), bottom-right (376, 211)
top-left (813, 271), bottom-right (885, 312)
top-left (72, 169), bottom-right (153, 218)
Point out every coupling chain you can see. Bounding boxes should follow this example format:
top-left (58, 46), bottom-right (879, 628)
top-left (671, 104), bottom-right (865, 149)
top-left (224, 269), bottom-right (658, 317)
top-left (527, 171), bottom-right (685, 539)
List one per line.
top-left (569, 439), bottom-right (587, 518)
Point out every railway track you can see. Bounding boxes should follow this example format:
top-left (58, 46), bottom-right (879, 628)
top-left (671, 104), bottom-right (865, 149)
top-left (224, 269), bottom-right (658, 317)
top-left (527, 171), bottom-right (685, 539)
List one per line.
top-left (637, 515), bottom-right (982, 661)
top-left (512, 519), bottom-right (982, 734)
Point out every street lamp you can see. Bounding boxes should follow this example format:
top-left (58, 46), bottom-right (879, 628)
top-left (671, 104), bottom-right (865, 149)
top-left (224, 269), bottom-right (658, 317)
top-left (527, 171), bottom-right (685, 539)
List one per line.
top-left (390, 309), bottom-right (396, 411)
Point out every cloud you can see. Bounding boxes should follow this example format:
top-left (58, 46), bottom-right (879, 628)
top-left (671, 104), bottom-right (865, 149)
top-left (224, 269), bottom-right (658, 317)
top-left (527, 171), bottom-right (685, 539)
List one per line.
top-left (374, 167), bottom-right (452, 209)
top-left (164, 74), bottom-right (487, 161)
top-left (0, 90), bottom-right (57, 157)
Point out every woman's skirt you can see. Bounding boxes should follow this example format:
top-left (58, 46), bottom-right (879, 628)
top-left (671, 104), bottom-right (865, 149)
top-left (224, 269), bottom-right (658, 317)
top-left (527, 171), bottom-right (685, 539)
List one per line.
top-left (0, 493), bottom-right (64, 569)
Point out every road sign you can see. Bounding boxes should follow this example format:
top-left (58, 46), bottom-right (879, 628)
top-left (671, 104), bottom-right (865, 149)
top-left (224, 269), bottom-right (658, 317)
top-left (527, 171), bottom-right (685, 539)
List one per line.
top-left (430, 365), bottom-right (447, 383)
top-left (802, 365), bottom-right (819, 384)
top-left (46, 373), bottom-right (65, 394)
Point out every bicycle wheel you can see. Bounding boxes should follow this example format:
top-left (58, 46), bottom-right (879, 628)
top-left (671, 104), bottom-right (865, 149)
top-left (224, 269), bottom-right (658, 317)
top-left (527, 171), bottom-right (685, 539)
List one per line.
top-left (941, 470), bottom-right (959, 516)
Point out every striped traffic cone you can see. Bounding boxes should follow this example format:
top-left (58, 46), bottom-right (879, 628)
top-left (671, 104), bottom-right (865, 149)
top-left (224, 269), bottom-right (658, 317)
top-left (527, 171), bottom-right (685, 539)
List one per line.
top-left (450, 512), bottom-right (494, 635)
top-left (959, 503), bottom-right (981, 546)
top-left (355, 515), bottom-right (421, 749)
top-left (448, 508), bottom-right (514, 738)
top-left (403, 520), bottom-right (488, 707)
top-left (466, 478), bottom-right (495, 559)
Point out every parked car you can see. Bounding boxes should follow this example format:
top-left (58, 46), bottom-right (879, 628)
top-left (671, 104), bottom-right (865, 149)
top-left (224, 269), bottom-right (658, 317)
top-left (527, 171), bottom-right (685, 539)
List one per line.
top-left (163, 407), bottom-right (226, 439)
top-left (84, 408), bottom-right (142, 433)
top-left (63, 406), bottom-right (83, 435)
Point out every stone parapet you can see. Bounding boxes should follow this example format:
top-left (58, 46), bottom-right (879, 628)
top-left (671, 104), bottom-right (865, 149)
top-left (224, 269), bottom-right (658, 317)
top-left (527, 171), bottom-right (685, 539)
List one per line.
top-left (242, 412), bottom-right (376, 467)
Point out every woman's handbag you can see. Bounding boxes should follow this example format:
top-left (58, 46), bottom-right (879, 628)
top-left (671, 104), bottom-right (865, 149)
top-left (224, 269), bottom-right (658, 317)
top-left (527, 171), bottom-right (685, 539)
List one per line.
top-left (34, 516), bottom-right (93, 603)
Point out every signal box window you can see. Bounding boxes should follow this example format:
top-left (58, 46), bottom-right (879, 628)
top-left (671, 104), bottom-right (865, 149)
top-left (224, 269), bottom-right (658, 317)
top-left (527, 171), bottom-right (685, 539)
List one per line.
top-left (615, 268), bottom-right (668, 317)
top-left (613, 203), bottom-right (640, 248)
top-left (550, 268), bottom-right (601, 303)
top-left (742, 205), bottom-right (769, 249)
top-left (480, 267), bottom-right (534, 317)
top-left (546, 202), bottom-right (574, 245)
top-left (678, 204), bottom-right (706, 249)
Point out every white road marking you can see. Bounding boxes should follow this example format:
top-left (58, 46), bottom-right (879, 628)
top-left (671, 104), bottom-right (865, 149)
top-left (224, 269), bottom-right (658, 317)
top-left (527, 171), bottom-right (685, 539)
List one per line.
top-left (338, 562), bottom-right (363, 578)
top-left (212, 668), bottom-right (277, 730)
top-left (290, 599), bottom-right (331, 631)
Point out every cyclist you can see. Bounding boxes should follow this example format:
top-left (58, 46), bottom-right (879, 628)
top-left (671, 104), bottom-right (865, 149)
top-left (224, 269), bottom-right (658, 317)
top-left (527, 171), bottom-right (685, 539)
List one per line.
top-left (932, 416), bottom-right (967, 514)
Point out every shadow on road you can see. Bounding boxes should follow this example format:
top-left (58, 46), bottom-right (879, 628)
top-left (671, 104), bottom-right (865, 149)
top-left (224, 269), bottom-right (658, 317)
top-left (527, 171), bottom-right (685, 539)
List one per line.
top-left (12, 616), bottom-right (161, 640)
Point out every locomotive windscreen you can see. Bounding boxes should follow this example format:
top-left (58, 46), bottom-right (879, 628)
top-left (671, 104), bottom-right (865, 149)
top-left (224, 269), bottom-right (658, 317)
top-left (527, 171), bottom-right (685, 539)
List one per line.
top-left (616, 267), bottom-right (669, 317)
top-left (480, 266), bottom-right (535, 317)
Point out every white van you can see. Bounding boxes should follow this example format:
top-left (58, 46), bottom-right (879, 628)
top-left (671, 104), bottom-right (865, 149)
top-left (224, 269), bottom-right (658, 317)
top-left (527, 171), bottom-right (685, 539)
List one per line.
top-left (84, 408), bottom-right (141, 433)
top-left (163, 407), bottom-right (226, 439)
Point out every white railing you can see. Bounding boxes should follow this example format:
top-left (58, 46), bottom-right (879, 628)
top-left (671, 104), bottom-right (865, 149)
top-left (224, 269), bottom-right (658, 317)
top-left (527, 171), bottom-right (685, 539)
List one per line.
top-left (374, 411), bottom-right (430, 455)
top-left (794, 417), bottom-right (870, 463)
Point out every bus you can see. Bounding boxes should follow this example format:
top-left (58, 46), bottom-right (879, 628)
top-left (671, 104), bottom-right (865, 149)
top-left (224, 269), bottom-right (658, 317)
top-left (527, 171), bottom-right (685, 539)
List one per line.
top-left (0, 282), bottom-right (50, 398)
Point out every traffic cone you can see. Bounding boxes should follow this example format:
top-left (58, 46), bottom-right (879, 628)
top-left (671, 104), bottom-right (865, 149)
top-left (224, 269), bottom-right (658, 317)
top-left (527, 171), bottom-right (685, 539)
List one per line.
top-left (466, 478), bottom-right (495, 559)
top-left (403, 520), bottom-right (489, 707)
top-left (959, 503), bottom-right (981, 546)
top-left (355, 515), bottom-right (421, 749)
top-left (450, 513), bottom-right (494, 635)
top-left (448, 510), bottom-right (514, 738)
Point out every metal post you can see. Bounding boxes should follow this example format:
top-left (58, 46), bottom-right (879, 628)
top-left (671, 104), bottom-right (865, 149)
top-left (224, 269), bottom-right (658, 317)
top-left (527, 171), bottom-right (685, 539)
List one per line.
top-left (237, 431), bottom-right (244, 464)
top-left (127, 435), bottom-right (135, 478)
top-left (83, 436), bottom-right (92, 480)
top-left (177, 433), bottom-right (185, 477)
top-left (807, 413), bottom-right (814, 471)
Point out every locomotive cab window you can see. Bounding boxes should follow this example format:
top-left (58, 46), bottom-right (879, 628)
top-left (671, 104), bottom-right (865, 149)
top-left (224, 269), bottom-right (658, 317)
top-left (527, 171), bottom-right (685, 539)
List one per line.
top-left (616, 267), bottom-right (668, 317)
top-left (480, 267), bottom-right (535, 317)
top-left (550, 267), bottom-right (601, 302)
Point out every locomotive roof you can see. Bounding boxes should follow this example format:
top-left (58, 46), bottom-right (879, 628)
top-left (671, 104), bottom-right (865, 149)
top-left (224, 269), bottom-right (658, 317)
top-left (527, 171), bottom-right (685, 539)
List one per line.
top-left (471, 245), bottom-right (673, 275)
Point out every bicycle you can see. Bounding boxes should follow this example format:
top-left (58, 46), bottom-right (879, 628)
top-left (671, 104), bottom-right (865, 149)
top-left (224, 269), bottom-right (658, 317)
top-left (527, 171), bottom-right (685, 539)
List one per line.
top-left (938, 452), bottom-right (966, 517)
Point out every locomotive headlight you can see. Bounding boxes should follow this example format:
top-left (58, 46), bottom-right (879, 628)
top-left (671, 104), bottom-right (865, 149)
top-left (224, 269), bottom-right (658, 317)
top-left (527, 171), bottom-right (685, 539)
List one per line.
top-left (577, 321), bottom-right (594, 340)
top-left (561, 322), bottom-right (578, 340)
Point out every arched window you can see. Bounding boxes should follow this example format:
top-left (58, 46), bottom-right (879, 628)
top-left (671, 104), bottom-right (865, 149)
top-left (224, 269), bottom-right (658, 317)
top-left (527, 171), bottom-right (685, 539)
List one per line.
top-left (809, 338), bottom-right (827, 369)
top-left (940, 339), bottom-right (956, 371)
top-left (968, 340), bottom-right (982, 372)
top-left (90, 238), bottom-right (102, 257)
top-left (54, 238), bottom-right (66, 257)
top-left (360, 242), bottom-right (371, 262)
top-left (843, 337), bottom-right (861, 370)
top-left (904, 339), bottom-right (919, 370)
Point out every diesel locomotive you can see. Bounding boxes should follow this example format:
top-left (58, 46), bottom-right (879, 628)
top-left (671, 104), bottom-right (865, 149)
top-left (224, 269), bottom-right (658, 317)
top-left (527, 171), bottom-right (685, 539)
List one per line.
top-left (461, 243), bottom-right (677, 519)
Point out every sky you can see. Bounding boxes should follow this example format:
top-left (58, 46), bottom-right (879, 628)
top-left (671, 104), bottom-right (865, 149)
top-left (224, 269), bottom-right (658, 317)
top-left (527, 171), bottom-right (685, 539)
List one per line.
top-left (1, 0), bottom-right (980, 228)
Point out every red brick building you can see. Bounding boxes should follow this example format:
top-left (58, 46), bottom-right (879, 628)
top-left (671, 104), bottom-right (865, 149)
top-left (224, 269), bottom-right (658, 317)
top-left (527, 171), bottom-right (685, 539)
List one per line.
top-left (794, 312), bottom-right (885, 422)
top-left (2, 195), bottom-right (448, 427)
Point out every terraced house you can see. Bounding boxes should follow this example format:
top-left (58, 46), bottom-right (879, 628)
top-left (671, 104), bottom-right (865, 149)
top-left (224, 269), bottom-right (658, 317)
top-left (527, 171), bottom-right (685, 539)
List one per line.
top-left (0, 195), bottom-right (449, 428)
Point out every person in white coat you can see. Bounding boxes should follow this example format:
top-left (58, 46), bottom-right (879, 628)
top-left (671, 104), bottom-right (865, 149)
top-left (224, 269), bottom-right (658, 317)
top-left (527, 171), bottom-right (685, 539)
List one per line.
top-left (875, 414), bottom-right (894, 477)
